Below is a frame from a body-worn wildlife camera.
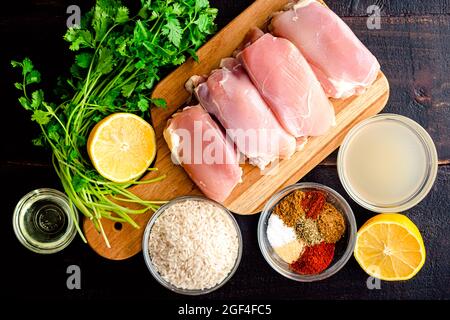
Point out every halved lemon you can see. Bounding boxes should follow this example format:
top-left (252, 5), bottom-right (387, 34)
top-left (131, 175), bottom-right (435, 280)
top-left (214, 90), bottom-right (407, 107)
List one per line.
top-left (354, 213), bottom-right (426, 281)
top-left (87, 113), bottom-right (156, 183)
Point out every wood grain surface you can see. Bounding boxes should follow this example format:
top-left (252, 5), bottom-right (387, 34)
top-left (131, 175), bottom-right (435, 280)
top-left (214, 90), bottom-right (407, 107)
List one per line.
top-left (1, 0), bottom-right (449, 301)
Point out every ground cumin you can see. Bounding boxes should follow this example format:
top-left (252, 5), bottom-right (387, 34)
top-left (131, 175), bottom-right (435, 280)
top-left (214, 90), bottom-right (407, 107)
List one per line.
top-left (317, 203), bottom-right (346, 243)
top-left (272, 190), bottom-right (306, 228)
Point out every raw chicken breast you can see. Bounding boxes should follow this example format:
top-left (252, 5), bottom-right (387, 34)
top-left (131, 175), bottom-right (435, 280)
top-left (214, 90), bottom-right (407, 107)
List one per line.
top-left (270, 0), bottom-right (380, 98)
top-left (191, 58), bottom-right (296, 170)
top-left (237, 30), bottom-right (335, 137)
top-left (164, 105), bottom-right (242, 202)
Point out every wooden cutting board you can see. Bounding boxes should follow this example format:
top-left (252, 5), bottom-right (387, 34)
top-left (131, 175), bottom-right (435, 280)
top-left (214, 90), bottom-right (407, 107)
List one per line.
top-left (84, 0), bottom-right (390, 260)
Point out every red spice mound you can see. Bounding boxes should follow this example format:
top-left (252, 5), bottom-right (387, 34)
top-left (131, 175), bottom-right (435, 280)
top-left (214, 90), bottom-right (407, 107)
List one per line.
top-left (290, 242), bottom-right (335, 275)
top-left (301, 191), bottom-right (326, 219)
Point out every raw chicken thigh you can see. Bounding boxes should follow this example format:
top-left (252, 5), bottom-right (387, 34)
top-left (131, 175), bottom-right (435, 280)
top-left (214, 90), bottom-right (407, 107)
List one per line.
top-left (164, 105), bottom-right (242, 202)
top-left (191, 58), bottom-right (296, 170)
top-left (237, 29), bottom-right (335, 138)
top-left (270, 0), bottom-right (380, 98)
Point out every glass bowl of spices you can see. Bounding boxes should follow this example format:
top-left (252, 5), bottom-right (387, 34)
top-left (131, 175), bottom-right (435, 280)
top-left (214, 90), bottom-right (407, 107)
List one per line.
top-left (258, 182), bottom-right (357, 282)
top-left (142, 196), bottom-right (243, 295)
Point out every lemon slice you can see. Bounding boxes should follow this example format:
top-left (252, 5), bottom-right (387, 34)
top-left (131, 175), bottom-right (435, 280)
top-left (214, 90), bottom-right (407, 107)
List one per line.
top-left (87, 113), bottom-right (156, 183)
top-left (354, 213), bottom-right (426, 281)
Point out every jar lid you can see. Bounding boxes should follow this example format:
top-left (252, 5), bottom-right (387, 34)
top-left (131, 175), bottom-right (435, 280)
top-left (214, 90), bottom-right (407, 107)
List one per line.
top-left (13, 188), bottom-right (78, 254)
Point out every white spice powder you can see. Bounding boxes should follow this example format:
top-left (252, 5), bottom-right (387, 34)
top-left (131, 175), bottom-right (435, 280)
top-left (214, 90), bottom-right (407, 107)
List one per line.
top-left (267, 214), bottom-right (305, 264)
top-left (267, 214), bottom-right (296, 247)
top-left (148, 199), bottom-right (239, 290)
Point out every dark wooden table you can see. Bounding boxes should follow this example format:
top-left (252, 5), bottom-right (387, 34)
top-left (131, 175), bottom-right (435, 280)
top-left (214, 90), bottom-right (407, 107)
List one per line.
top-left (1, 0), bottom-right (449, 301)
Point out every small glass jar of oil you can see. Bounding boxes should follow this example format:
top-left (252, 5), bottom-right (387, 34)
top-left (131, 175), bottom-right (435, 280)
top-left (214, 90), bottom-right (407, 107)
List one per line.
top-left (13, 188), bottom-right (77, 254)
top-left (338, 114), bottom-right (438, 212)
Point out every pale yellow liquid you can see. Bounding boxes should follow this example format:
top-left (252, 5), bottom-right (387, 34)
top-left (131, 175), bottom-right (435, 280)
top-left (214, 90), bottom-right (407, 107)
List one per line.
top-left (343, 120), bottom-right (427, 206)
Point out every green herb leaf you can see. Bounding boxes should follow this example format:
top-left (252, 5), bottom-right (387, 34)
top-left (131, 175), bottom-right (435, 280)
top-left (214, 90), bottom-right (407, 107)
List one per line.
top-left (25, 70), bottom-right (41, 85)
top-left (92, 114), bottom-right (104, 123)
top-left (11, 60), bottom-right (21, 68)
top-left (102, 87), bottom-right (120, 107)
top-left (137, 96), bottom-right (149, 112)
top-left (75, 134), bottom-right (87, 147)
top-left (172, 3), bottom-right (183, 15)
top-left (187, 48), bottom-right (199, 62)
top-left (32, 136), bottom-right (45, 147)
top-left (195, 0), bottom-right (209, 11)
top-left (31, 90), bottom-right (44, 109)
top-left (47, 123), bottom-right (61, 142)
top-left (150, 98), bottom-right (167, 108)
top-left (72, 174), bottom-right (88, 192)
top-left (134, 20), bottom-right (149, 42)
top-left (65, 29), bottom-right (94, 50)
top-left (75, 52), bottom-right (93, 68)
top-left (115, 6), bottom-right (129, 23)
top-left (196, 13), bottom-right (211, 33)
top-left (162, 17), bottom-right (182, 48)
top-left (70, 64), bottom-right (83, 79)
top-left (31, 110), bottom-right (51, 125)
top-left (121, 81), bottom-right (137, 97)
top-left (68, 149), bottom-right (80, 162)
top-left (19, 97), bottom-right (32, 110)
top-left (22, 58), bottom-right (34, 75)
top-left (96, 48), bottom-right (114, 74)
top-left (92, 11), bottom-right (109, 42)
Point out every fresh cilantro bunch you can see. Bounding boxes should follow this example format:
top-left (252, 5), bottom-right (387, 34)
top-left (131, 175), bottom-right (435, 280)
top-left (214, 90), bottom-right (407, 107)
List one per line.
top-left (11, 0), bottom-right (218, 247)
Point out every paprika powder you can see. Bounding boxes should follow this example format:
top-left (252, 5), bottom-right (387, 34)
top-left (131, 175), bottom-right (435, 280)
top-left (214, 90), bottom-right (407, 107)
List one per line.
top-left (301, 191), bottom-right (326, 219)
top-left (289, 242), bottom-right (335, 275)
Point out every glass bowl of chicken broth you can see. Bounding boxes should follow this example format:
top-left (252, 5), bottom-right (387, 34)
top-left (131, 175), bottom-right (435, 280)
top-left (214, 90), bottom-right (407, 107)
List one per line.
top-left (258, 183), bottom-right (357, 282)
top-left (337, 114), bottom-right (438, 212)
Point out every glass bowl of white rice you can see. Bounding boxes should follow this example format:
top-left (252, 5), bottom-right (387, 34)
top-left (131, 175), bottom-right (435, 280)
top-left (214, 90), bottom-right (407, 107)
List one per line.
top-left (142, 196), bottom-right (243, 295)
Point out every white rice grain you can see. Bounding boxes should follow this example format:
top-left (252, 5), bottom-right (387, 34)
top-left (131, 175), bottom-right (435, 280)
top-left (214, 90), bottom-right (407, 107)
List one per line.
top-left (148, 199), bottom-right (239, 290)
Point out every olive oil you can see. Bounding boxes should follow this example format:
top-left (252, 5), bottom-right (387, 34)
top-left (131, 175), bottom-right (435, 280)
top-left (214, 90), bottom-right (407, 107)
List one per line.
top-left (13, 189), bottom-right (77, 253)
top-left (22, 199), bottom-right (68, 243)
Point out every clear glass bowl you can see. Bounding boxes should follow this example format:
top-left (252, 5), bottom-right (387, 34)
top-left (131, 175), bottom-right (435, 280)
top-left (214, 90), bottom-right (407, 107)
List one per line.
top-left (142, 196), bottom-right (243, 295)
top-left (13, 188), bottom-right (78, 254)
top-left (337, 114), bottom-right (438, 212)
top-left (258, 183), bottom-right (356, 282)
